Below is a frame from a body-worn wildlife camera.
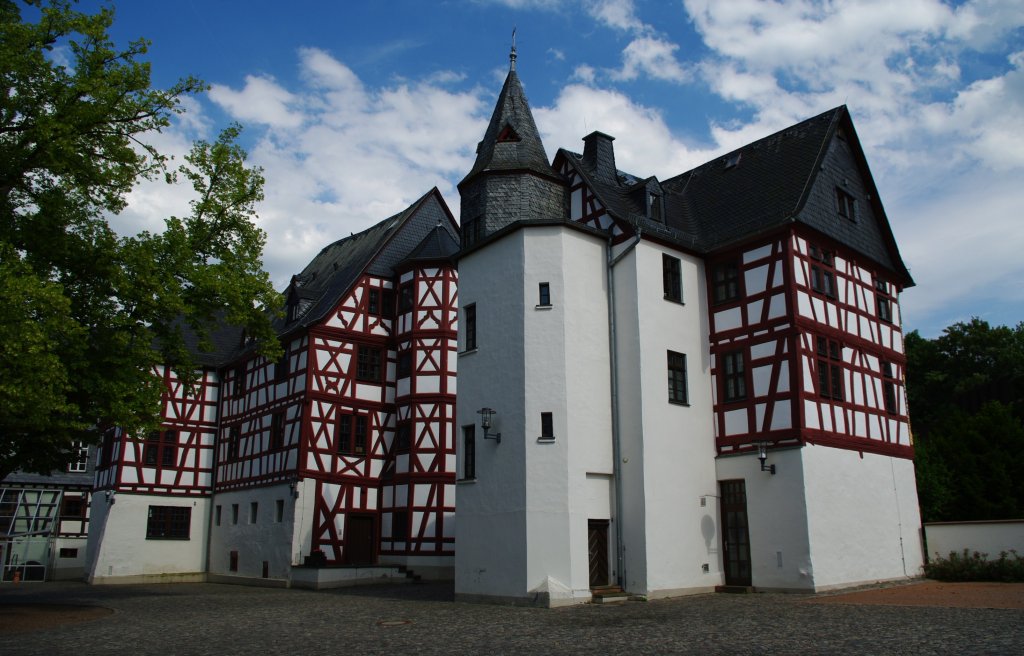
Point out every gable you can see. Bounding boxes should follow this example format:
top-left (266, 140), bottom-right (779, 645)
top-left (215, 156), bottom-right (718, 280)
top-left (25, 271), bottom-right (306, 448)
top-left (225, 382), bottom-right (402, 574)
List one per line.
top-left (796, 125), bottom-right (910, 284)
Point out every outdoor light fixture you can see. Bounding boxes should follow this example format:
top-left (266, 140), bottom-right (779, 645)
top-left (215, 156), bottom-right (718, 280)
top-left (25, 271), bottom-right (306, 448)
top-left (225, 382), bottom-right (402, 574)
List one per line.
top-left (756, 441), bottom-right (776, 475)
top-left (478, 407), bottom-right (501, 443)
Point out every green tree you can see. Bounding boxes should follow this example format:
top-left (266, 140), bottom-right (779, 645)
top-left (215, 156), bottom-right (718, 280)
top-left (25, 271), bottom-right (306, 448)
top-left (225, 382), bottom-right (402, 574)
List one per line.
top-left (907, 320), bottom-right (1024, 521)
top-left (0, 1), bottom-right (280, 479)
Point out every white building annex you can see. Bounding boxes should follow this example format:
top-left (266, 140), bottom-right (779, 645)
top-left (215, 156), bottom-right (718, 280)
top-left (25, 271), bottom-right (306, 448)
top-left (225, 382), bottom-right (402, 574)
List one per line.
top-left (454, 49), bottom-right (923, 606)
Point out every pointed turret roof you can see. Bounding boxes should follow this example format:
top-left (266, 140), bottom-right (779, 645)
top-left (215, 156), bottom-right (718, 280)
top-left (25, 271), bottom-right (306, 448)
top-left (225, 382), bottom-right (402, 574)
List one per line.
top-left (459, 51), bottom-right (552, 187)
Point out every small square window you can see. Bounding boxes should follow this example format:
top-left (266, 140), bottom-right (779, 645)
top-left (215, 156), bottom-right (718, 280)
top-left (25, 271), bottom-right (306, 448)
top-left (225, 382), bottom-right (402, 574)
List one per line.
top-left (368, 288), bottom-right (380, 315)
top-left (249, 502), bottom-right (258, 524)
top-left (836, 187), bottom-right (857, 221)
top-left (356, 346), bottom-right (382, 382)
top-left (275, 499), bottom-right (285, 523)
top-left (713, 262), bottom-right (740, 304)
top-left (59, 548), bottom-right (78, 559)
top-left (215, 505), bottom-right (222, 526)
top-left (231, 504), bottom-right (239, 525)
top-left (722, 350), bottom-right (747, 402)
top-left (538, 282), bottom-right (551, 307)
top-left (147, 505), bottom-right (191, 540)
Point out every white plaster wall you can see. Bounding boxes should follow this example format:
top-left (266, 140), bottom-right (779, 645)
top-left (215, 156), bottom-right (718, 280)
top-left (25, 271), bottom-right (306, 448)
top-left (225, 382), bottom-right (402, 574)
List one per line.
top-left (454, 233), bottom-right (528, 601)
top-left (629, 243), bottom-right (722, 596)
top-left (86, 493), bottom-right (209, 582)
top-left (208, 483), bottom-right (296, 580)
top-left (715, 448), bottom-right (814, 590)
top-left (924, 521), bottom-right (1024, 561)
top-left (524, 227), bottom-right (613, 602)
top-left (803, 445), bottom-right (924, 589)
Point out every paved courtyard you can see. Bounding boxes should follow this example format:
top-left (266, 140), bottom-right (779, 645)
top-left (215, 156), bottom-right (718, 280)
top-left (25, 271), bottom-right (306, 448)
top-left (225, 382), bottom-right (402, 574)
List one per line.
top-left (2, 580), bottom-right (1023, 655)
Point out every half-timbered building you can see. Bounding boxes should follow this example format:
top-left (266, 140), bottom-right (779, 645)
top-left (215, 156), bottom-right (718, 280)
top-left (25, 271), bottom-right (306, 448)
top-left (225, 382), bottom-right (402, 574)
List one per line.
top-left (86, 189), bottom-right (459, 584)
top-left (455, 51), bottom-right (923, 606)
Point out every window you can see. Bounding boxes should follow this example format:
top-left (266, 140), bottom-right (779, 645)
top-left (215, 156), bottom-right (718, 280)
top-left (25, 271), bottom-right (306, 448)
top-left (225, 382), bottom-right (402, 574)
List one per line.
top-left (395, 422), bottom-right (412, 451)
top-left (67, 441), bottom-right (88, 473)
top-left (713, 261), bottom-right (740, 304)
top-left (540, 412), bottom-right (554, 439)
top-left (215, 505), bottom-right (222, 526)
top-left (356, 346), bottom-right (382, 382)
top-left (722, 350), bottom-right (747, 402)
top-left (381, 290), bottom-right (395, 318)
top-left (462, 425), bottom-right (476, 480)
top-left (464, 304), bottom-right (477, 351)
top-left (462, 216), bottom-right (484, 247)
top-left (61, 495), bottom-right (85, 519)
top-left (397, 351), bottom-right (413, 378)
top-left (227, 425), bottom-right (241, 460)
top-left (667, 351), bottom-right (688, 405)
top-left (810, 245), bottom-right (836, 298)
top-left (275, 499), bottom-right (284, 523)
top-left (229, 550), bottom-right (238, 572)
top-left (399, 283), bottom-right (415, 313)
top-left (59, 548), bottom-right (78, 559)
top-left (663, 254), bottom-right (682, 302)
top-left (271, 412), bottom-right (285, 450)
top-left (875, 277), bottom-right (893, 323)
top-left (231, 504), bottom-right (239, 525)
top-left (538, 282), bottom-right (551, 307)
top-left (836, 187), bottom-right (856, 221)
top-left (368, 289), bottom-right (380, 315)
top-left (392, 510), bottom-right (408, 541)
top-left (883, 361), bottom-right (898, 414)
top-left (339, 414), bottom-right (368, 455)
top-left (649, 193), bottom-right (663, 222)
top-left (146, 506), bottom-right (191, 540)
top-left (161, 430), bottom-right (177, 467)
top-left (143, 430), bottom-right (160, 465)
top-left (249, 502), bottom-right (258, 524)
top-left (235, 365), bottom-right (246, 396)
top-left (275, 350), bottom-right (289, 382)
top-left (816, 337), bottom-right (845, 400)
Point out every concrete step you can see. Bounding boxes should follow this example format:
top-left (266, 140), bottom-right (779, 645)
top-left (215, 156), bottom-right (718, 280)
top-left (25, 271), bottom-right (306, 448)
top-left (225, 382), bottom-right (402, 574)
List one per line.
top-left (715, 585), bottom-right (755, 594)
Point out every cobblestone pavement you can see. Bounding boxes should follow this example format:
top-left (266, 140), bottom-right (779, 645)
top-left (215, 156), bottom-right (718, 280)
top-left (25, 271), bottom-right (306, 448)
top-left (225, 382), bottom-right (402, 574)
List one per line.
top-left (2, 581), bottom-right (1023, 655)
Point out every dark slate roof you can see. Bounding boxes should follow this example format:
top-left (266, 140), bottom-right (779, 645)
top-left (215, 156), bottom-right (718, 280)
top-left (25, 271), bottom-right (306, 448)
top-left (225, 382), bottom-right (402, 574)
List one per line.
top-left (559, 106), bottom-right (912, 284)
top-left (177, 188), bottom-right (458, 367)
top-left (404, 224), bottom-right (460, 263)
top-left (459, 65), bottom-right (552, 187)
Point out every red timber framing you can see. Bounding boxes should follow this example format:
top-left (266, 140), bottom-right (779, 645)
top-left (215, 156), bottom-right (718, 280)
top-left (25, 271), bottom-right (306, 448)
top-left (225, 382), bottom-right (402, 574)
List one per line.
top-left (303, 268), bottom-right (457, 563)
top-left (216, 335), bottom-right (306, 491)
top-left (559, 159), bottom-right (628, 242)
top-left (95, 366), bottom-right (219, 496)
top-left (708, 227), bottom-right (912, 460)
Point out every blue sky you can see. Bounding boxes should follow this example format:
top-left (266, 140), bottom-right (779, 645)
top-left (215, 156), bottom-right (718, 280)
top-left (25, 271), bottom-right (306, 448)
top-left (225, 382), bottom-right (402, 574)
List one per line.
top-left (65, 0), bottom-right (1024, 337)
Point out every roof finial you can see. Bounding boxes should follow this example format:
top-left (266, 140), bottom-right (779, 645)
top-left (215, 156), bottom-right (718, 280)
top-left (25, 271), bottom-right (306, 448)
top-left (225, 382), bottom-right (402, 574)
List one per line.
top-left (510, 27), bottom-right (517, 71)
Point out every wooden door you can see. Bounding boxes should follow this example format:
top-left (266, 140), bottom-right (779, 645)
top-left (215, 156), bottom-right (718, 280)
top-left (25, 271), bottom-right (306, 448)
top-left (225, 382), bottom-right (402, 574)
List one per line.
top-left (720, 480), bottom-right (752, 586)
top-left (344, 515), bottom-right (376, 565)
top-left (588, 519), bottom-right (610, 588)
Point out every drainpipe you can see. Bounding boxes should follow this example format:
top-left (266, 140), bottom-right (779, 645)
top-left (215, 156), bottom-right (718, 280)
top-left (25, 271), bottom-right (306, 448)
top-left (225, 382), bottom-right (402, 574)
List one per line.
top-left (606, 228), bottom-right (641, 589)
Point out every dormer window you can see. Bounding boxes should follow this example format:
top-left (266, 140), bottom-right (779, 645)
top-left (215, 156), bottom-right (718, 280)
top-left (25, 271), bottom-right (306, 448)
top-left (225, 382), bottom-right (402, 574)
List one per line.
top-left (497, 124), bottom-right (521, 142)
top-left (648, 193), bottom-right (663, 223)
top-left (836, 187), bottom-right (856, 221)
top-left (725, 152), bottom-right (742, 169)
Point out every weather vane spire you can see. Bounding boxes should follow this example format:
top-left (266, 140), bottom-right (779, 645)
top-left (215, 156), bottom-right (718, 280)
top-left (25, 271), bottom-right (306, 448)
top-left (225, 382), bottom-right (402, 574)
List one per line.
top-left (510, 27), bottom-right (517, 71)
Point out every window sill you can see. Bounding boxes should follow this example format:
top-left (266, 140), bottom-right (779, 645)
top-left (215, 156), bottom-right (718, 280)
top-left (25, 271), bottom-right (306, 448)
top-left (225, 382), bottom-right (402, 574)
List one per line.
top-left (663, 296), bottom-right (685, 306)
top-left (458, 348), bottom-right (478, 357)
top-left (669, 400), bottom-right (690, 407)
top-left (535, 304), bottom-right (553, 310)
top-left (457, 478), bottom-right (477, 485)
top-left (536, 437), bottom-right (556, 444)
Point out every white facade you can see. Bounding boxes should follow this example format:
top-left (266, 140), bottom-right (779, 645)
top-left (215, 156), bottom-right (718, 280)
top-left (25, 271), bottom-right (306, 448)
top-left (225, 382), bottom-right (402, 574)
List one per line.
top-left (86, 492), bottom-right (210, 583)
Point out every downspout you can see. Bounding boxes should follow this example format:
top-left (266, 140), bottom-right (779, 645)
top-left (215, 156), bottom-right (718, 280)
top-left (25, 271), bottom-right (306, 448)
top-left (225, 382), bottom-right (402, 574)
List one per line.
top-left (606, 227), bottom-right (641, 589)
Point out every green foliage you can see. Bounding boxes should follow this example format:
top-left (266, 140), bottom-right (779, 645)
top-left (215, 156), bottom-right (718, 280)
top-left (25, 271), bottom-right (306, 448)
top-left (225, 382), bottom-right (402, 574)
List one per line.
top-left (907, 320), bottom-right (1024, 522)
top-left (924, 549), bottom-right (1024, 582)
top-left (0, 1), bottom-right (281, 478)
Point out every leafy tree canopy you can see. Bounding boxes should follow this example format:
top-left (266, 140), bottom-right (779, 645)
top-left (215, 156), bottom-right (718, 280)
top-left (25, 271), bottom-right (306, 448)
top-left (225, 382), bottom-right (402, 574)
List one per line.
top-left (907, 319), bottom-right (1024, 522)
top-left (0, 0), bottom-right (281, 479)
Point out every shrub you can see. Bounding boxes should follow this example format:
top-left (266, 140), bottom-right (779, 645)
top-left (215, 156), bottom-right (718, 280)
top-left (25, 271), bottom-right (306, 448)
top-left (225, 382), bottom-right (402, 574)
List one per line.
top-left (924, 549), bottom-right (1024, 582)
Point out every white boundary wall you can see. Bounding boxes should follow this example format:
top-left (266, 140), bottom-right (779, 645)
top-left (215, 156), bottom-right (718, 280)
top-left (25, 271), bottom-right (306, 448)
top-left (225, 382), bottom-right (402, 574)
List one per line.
top-left (924, 520), bottom-right (1024, 561)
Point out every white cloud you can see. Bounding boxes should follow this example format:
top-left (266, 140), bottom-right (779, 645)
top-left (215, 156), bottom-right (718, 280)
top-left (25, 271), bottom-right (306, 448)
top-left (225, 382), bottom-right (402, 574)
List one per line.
top-left (584, 0), bottom-right (645, 33)
top-left (208, 75), bottom-right (304, 129)
top-left (611, 37), bottom-right (691, 83)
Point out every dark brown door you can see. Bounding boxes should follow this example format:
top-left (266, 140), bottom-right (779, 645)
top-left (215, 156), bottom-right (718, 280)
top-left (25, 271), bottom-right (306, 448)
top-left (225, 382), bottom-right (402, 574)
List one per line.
top-left (588, 519), bottom-right (610, 588)
top-left (345, 515), bottom-right (376, 565)
top-left (720, 480), bottom-right (752, 586)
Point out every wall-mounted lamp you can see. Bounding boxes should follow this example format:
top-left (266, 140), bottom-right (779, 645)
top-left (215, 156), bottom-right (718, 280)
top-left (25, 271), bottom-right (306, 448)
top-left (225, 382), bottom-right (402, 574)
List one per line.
top-left (104, 489), bottom-right (116, 503)
top-left (756, 441), bottom-right (776, 475)
top-left (478, 407), bottom-right (501, 443)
